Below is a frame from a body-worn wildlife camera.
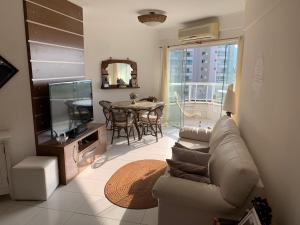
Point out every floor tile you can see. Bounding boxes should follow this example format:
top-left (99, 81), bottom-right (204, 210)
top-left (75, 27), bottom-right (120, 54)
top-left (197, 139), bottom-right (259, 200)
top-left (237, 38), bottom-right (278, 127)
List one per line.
top-left (25, 208), bottom-right (72, 225)
top-left (141, 207), bottom-right (158, 225)
top-left (0, 204), bottom-right (41, 225)
top-left (97, 205), bottom-right (145, 224)
top-left (0, 196), bottom-right (15, 212)
top-left (64, 214), bottom-right (101, 225)
top-left (65, 214), bottom-right (139, 225)
top-left (98, 217), bottom-right (140, 225)
top-left (37, 190), bottom-right (85, 212)
top-left (77, 167), bottom-right (115, 182)
top-left (92, 158), bottom-right (133, 171)
top-left (59, 178), bottom-right (106, 197)
top-left (74, 195), bottom-right (113, 216)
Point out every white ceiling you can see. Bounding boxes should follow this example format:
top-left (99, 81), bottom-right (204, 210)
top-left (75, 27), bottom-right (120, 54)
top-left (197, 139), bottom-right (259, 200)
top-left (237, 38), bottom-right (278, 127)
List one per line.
top-left (70, 0), bottom-right (246, 29)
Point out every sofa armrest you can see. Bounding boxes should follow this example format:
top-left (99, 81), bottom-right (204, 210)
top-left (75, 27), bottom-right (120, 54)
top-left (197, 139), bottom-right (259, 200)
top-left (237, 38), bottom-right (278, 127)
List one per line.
top-left (153, 175), bottom-right (235, 214)
top-left (179, 127), bottom-right (212, 142)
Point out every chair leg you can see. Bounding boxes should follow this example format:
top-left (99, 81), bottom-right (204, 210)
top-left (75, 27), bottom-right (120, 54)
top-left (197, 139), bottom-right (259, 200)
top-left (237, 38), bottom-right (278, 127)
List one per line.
top-left (132, 127), bottom-right (135, 140)
top-left (111, 128), bottom-right (115, 144)
top-left (117, 128), bottom-right (120, 138)
top-left (155, 124), bottom-right (158, 142)
top-left (158, 124), bottom-right (163, 137)
top-left (125, 127), bottom-right (130, 145)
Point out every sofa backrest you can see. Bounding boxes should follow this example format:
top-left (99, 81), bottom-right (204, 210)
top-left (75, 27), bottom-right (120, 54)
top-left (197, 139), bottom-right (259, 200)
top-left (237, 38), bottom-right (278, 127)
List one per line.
top-left (209, 116), bottom-right (240, 153)
top-left (209, 134), bottom-right (259, 207)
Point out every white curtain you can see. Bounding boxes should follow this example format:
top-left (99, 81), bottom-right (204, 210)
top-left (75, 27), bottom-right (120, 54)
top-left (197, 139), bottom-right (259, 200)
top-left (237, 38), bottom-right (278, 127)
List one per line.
top-left (233, 36), bottom-right (244, 124)
top-left (160, 46), bottom-right (169, 125)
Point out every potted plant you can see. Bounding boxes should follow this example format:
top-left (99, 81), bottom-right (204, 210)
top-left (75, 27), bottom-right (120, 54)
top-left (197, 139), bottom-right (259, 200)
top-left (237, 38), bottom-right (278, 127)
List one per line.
top-left (129, 92), bottom-right (138, 104)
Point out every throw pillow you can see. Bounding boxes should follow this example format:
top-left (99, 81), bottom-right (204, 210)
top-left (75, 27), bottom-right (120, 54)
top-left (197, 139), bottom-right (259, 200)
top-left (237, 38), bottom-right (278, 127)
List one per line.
top-left (174, 142), bottom-right (209, 153)
top-left (169, 167), bottom-right (211, 183)
top-left (166, 159), bottom-right (208, 176)
top-left (172, 146), bottom-right (211, 166)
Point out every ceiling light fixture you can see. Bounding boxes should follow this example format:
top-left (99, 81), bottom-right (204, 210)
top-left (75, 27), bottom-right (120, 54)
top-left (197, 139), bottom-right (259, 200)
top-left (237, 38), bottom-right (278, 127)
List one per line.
top-left (138, 10), bottom-right (167, 27)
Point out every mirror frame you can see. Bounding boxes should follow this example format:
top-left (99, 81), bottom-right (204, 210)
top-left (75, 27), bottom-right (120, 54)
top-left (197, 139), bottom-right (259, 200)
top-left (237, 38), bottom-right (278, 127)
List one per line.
top-left (101, 58), bottom-right (139, 89)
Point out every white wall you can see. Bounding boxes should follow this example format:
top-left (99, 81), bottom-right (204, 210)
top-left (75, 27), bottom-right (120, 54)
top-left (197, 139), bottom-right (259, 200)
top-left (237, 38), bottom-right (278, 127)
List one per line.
top-left (239, 0), bottom-right (300, 224)
top-left (0, 0), bottom-right (36, 165)
top-left (82, 6), bottom-right (161, 122)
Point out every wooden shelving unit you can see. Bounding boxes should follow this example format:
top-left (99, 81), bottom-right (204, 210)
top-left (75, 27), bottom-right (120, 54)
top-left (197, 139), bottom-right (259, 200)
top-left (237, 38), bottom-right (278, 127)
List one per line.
top-left (37, 123), bottom-right (107, 185)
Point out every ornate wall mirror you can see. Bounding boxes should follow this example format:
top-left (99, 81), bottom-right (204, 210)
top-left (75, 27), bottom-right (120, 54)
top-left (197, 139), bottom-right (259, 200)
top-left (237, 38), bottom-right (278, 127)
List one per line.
top-left (101, 58), bottom-right (139, 89)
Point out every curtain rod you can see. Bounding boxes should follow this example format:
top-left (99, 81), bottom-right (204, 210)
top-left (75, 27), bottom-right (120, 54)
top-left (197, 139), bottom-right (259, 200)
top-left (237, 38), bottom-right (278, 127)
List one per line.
top-left (159, 37), bottom-right (240, 49)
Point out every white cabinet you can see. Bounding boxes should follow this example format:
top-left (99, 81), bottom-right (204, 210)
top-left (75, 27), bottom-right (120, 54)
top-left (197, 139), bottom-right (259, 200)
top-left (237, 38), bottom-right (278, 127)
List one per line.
top-left (0, 131), bottom-right (11, 196)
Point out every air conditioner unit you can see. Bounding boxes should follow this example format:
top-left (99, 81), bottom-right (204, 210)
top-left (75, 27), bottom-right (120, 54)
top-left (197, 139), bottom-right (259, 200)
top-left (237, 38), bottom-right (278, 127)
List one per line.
top-left (178, 21), bottom-right (219, 42)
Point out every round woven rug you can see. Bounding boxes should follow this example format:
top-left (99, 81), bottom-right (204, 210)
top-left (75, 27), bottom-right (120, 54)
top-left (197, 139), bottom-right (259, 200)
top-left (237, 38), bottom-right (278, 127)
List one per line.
top-left (104, 159), bottom-right (167, 209)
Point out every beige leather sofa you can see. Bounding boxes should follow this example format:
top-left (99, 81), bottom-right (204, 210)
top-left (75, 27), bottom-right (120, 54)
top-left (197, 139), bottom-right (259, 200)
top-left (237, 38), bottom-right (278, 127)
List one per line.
top-left (153, 116), bottom-right (263, 225)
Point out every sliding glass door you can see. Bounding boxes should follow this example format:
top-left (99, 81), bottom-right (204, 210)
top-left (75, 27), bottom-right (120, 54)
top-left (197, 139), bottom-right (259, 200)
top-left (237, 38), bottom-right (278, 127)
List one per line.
top-left (168, 42), bottom-right (239, 128)
top-left (168, 48), bottom-right (186, 128)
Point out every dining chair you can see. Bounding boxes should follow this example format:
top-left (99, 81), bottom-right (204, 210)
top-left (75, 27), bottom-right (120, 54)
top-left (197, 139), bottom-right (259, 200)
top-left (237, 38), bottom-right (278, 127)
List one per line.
top-left (99, 100), bottom-right (112, 129)
top-left (137, 96), bottom-right (158, 128)
top-left (140, 104), bottom-right (164, 142)
top-left (111, 108), bottom-right (136, 145)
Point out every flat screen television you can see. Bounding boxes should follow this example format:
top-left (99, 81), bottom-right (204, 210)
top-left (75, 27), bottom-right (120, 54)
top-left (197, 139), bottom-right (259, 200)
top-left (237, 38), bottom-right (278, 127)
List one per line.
top-left (49, 80), bottom-right (93, 138)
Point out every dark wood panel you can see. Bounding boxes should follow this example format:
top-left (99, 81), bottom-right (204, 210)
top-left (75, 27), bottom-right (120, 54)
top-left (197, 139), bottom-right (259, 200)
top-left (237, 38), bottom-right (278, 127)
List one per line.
top-left (32, 83), bottom-right (49, 97)
top-left (28, 23), bottom-right (84, 49)
top-left (33, 97), bottom-right (50, 115)
top-left (26, 1), bottom-right (83, 35)
top-left (35, 113), bottom-right (51, 132)
top-left (23, 0), bottom-right (85, 155)
top-left (30, 42), bottom-right (84, 62)
top-left (31, 61), bottom-right (84, 79)
top-left (28, 0), bottom-right (83, 20)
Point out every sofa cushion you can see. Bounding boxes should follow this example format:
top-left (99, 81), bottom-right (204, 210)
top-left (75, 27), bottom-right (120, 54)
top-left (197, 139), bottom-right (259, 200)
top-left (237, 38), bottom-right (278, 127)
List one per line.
top-left (166, 159), bottom-right (208, 176)
top-left (174, 140), bottom-right (209, 153)
top-left (209, 116), bottom-right (240, 153)
top-left (179, 127), bottom-right (211, 142)
top-left (172, 147), bottom-right (211, 166)
top-left (169, 168), bottom-right (211, 183)
top-left (177, 138), bottom-right (209, 152)
top-left (209, 134), bottom-right (259, 207)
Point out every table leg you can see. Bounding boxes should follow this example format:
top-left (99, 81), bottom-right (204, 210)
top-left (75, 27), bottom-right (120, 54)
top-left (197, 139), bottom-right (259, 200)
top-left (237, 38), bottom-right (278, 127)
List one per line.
top-left (133, 110), bottom-right (142, 140)
top-left (134, 122), bottom-right (142, 140)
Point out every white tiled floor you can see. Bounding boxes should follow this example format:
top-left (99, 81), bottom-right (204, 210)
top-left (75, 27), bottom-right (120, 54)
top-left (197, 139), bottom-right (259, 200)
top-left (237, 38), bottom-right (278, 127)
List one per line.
top-left (0, 127), bottom-right (178, 225)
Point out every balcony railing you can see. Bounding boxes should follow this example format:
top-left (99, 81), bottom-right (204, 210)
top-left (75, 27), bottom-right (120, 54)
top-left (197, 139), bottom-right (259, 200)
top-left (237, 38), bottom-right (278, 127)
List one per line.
top-left (169, 82), bottom-right (228, 104)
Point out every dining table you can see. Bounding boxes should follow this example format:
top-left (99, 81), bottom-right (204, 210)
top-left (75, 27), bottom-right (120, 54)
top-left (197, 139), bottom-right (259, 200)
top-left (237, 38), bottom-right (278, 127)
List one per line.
top-left (111, 100), bottom-right (164, 140)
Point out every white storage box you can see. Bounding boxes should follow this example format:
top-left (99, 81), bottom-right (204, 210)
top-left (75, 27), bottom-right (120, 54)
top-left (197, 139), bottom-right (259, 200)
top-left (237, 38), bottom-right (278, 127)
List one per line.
top-left (12, 156), bottom-right (59, 200)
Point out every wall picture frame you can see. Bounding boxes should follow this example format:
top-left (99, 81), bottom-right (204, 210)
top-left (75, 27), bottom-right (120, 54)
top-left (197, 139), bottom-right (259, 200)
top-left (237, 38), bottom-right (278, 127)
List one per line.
top-left (0, 55), bottom-right (18, 88)
top-left (239, 208), bottom-right (262, 225)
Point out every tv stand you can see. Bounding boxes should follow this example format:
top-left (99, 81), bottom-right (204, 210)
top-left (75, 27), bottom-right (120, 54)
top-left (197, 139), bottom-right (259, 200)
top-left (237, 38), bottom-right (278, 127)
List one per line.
top-left (67, 125), bottom-right (88, 138)
top-left (37, 123), bottom-right (107, 184)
